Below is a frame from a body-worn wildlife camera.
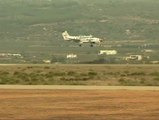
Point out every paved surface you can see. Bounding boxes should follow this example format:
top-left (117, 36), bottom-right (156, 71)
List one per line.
top-left (0, 85), bottom-right (159, 90)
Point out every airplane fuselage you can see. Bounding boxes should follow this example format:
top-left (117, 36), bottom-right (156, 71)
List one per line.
top-left (62, 31), bottom-right (102, 47)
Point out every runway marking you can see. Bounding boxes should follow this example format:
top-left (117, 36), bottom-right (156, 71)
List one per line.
top-left (0, 85), bottom-right (159, 90)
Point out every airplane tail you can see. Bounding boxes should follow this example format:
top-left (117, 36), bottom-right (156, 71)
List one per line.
top-left (62, 31), bottom-right (70, 40)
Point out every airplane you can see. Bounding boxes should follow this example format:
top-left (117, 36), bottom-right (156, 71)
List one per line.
top-left (62, 31), bottom-right (103, 47)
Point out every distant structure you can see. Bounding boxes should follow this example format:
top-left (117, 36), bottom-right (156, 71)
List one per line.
top-left (43, 60), bottom-right (51, 64)
top-left (98, 50), bottom-right (117, 55)
top-left (125, 55), bottom-right (142, 61)
top-left (125, 29), bottom-right (131, 35)
top-left (66, 54), bottom-right (77, 59)
top-left (142, 49), bottom-right (154, 53)
top-left (150, 61), bottom-right (159, 64)
top-left (0, 53), bottom-right (23, 58)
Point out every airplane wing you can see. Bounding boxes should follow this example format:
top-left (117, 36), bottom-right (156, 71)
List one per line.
top-left (62, 31), bottom-right (103, 47)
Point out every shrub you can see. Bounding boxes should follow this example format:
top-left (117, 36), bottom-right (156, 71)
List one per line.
top-left (88, 71), bottom-right (97, 76)
top-left (53, 72), bottom-right (66, 76)
top-left (0, 71), bottom-right (10, 75)
top-left (150, 72), bottom-right (159, 76)
top-left (153, 77), bottom-right (159, 81)
top-left (129, 72), bottom-right (146, 76)
top-left (44, 66), bottom-right (50, 69)
top-left (67, 71), bottom-right (76, 76)
top-left (27, 66), bottom-right (33, 69)
top-left (118, 78), bottom-right (126, 83)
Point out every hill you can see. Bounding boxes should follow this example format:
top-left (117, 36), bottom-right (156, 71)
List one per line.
top-left (0, 0), bottom-right (159, 63)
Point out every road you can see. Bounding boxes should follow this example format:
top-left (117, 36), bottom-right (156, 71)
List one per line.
top-left (0, 85), bottom-right (159, 90)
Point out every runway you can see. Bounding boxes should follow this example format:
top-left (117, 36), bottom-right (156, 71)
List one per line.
top-left (0, 85), bottom-right (159, 119)
top-left (0, 85), bottom-right (159, 90)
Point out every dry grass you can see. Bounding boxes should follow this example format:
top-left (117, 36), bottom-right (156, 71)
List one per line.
top-left (0, 64), bottom-right (159, 85)
top-left (0, 89), bottom-right (159, 120)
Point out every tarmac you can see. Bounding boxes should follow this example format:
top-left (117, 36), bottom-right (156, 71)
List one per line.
top-left (0, 85), bottom-right (159, 90)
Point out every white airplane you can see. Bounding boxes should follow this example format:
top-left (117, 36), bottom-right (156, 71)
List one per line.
top-left (62, 31), bottom-right (103, 47)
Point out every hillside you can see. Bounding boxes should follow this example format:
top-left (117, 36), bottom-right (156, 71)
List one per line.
top-left (0, 0), bottom-right (159, 63)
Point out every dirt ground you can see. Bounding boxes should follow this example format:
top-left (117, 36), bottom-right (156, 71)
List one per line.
top-left (0, 89), bottom-right (159, 120)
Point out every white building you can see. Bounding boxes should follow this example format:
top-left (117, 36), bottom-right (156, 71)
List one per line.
top-left (43, 60), bottom-right (51, 64)
top-left (99, 50), bottom-right (117, 55)
top-left (150, 61), bottom-right (159, 64)
top-left (0, 53), bottom-right (23, 58)
top-left (66, 54), bottom-right (77, 59)
top-left (125, 55), bottom-right (142, 61)
top-left (142, 49), bottom-right (154, 53)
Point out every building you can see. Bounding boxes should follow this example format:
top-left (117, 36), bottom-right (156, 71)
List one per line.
top-left (142, 49), bottom-right (154, 53)
top-left (98, 50), bottom-right (117, 55)
top-left (150, 61), bottom-right (159, 64)
top-left (66, 54), bottom-right (77, 59)
top-left (43, 60), bottom-right (51, 64)
top-left (0, 53), bottom-right (22, 58)
top-left (125, 55), bottom-right (143, 61)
